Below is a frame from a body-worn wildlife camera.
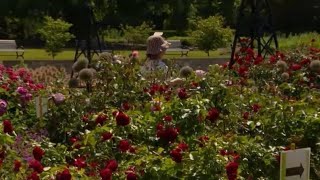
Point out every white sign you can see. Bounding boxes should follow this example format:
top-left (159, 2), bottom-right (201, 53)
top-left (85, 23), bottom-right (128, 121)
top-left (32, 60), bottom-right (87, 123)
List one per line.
top-left (35, 96), bottom-right (48, 118)
top-left (280, 148), bottom-right (311, 180)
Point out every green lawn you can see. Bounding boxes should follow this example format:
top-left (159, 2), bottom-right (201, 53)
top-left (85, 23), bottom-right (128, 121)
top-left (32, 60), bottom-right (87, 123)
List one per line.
top-left (0, 48), bottom-right (230, 61)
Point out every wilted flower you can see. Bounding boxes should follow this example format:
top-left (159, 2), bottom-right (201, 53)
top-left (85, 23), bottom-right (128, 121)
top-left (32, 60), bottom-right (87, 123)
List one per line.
top-left (310, 60), bottom-right (320, 72)
top-left (72, 58), bottom-right (89, 72)
top-left (13, 160), bottom-right (22, 172)
top-left (179, 66), bottom-right (193, 78)
top-left (276, 60), bottom-right (288, 71)
top-left (52, 93), bottom-right (65, 105)
top-left (79, 68), bottom-right (94, 81)
top-left (281, 72), bottom-right (290, 81)
top-left (99, 52), bottom-right (114, 62)
top-left (0, 99), bottom-right (7, 116)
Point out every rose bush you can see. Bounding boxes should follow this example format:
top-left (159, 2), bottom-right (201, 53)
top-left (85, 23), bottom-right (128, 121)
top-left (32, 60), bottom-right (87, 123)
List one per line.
top-left (0, 42), bottom-right (320, 179)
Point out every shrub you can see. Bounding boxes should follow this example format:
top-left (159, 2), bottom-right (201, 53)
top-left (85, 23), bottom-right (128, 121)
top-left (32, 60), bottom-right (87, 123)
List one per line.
top-left (121, 22), bottom-right (154, 44)
top-left (189, 16), bottom-right (233, 56)
top-left (38, 16), bottom-right (74, 59)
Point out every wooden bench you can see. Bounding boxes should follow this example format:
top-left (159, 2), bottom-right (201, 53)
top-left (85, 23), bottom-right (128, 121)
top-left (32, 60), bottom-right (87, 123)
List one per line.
top-left (0, 40), bottom-right (24, 59)
top-left (166, 40), bottom-right (190, 57)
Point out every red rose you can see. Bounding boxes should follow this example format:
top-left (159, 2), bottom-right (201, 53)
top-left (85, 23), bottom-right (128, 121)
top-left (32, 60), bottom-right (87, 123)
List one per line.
top-left (242, 112), bottom-right (249, 120)
top-left (102, 132), bottom-right (113, 141)
top-left (177, 142), bottom-right (188, 151)
top-left (126, 171), bottom-right (138, 180)
top-left (122, 102), bottom-right (131, 110)
top-left (269, 56), bottom-right (277, 64)
top-left (251, 104), bottom-right (261, 112)
top-left (116, 111), bottom-right (130, 126)
top-left (226, 161), bottom-right (239, 180)
top-left (29, 159), bottom-right (44, 173)
top-left (198, 136), bottom-right (209, 147)
top-left (118, 140), bottom-right (131, 152)
top-left (178, 88), bottom-right (188, 100)
top-left (219, 149), bottom-right (227, 156)
top-left (163, 115), bottom-right (173, 122)
top-left (100, 168), bottom-right (112, 180)
top-left (254, 55), bottom-right (263, 65)
top-left (74, 157), bottom-right (87, 168)
top-left (157, 127), bottom-right (178, 143)
top-left (170, 148), bottom-right (182, 163)
top-left (33, 146), bottom-right (45, 161)
top-left (290, 64), bottom-right (302, 71)
top-left (56, 169), bottom-right (72, 180)
top-left (206, 108), bottom-right (220, 123)
top-left (300, 58), bottom-right (310, 66)
top-left (129, 146), bottom-right (136, 154)
top-left (69, 137), bottom-right (77, 144)
top-left (95, 113), bottom-right (108, 125)
top-left (106, 159), bottom-right (118, 172)
top-left (13, 160), bottom-right (21, 172)
top-left (3, 120), bottom-right (13, 134)
top-left (238, 66), bottom-right (248, 77)
top-left (27, 171), bottom-right (40, 180)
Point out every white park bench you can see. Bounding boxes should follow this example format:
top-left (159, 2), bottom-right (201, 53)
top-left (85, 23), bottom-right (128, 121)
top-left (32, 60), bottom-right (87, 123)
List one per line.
top-left (0, 40), bottom-right (24, 59)
top-left (166, 40), bottom-right (191, 57)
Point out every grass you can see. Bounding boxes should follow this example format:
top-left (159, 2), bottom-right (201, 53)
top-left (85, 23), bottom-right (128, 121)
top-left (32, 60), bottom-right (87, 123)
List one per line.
top-left (0, 48), bottom-right (230, 61)
top-left (277, 32), bottom-right (320, 50)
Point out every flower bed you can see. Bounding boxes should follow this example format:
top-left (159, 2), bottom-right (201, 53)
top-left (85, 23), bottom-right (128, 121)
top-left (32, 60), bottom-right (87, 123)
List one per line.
top-left (0, 45), bottom-right (320, 179)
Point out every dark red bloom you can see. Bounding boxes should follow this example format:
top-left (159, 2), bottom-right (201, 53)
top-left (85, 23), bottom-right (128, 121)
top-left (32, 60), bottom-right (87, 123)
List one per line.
top-left (116, 111), bottom-right (130, 126)
top-left (206, 108), bottom-right (220, 123)
top-left (69, 137), bottom-right (77, 144)
top-left (269, 56), bottom-right (277, 64)
top-left (290, 63), bottom-right (302, 71)
top-left (27, 171), bottom-right (40, 180)
top-left (170, 148), bottom-right (182, 163)
top-left (13, 160), bottom-right (21, 172)
top-left (74, 157), bottom-right (87, 168)
top-left (33, 146), bottom-right (45, 161)
top-left (102, 132), bottom-right (113, 141)
top-left (178, 88), bottom-right (188, 100)
top-left (163, 115), bottom-right (173, 122)
top-left (100, 168), bottom-right (112, 180)
top-left (29, 159), bottom-right (44, 173)
top-left (219, 149), bottom-right (227, 156)
top-left (157, 127), bottom-right (179, 143)
top-left (118, 140), bottom-right (131, 152)
top-left (254, 55), bottom-right (263, 65)
top-left (95, 113), bottom-right (108, 125)
top-left (198, 136), bottom-right (209, 147)
top-left (126, 171), bottom-right (138, 180)
top-left (56, 169), bottom-right (72, 180)
top-left (226, 161), bottom-right (239, 180)
top-left (3, 120), bottom-right (13, 134)
top-left (300, 58), bottom-right (311, 66)
top-left (242, 112), bottom-right (249, 120)
top-left (122, 102), bottom-right (131, 111)
top-left (251, 104), bottom-right (261, 112)
top-left (238, 66), bottom-right (248, 77)
top-left (177, 142), bottom-right (188, 151)
top-left (106, 159), bottom-right (118, 172)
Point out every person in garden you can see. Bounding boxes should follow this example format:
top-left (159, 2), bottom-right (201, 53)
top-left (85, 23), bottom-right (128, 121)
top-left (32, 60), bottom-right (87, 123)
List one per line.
top-left (141, 35), bottom-right (183, 85)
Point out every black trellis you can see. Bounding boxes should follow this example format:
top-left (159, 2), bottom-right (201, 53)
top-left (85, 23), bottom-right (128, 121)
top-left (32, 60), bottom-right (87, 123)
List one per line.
top-left (229, 0), bottom-right (278, 68)
top-left (71, 1), bottom-right (102, 78)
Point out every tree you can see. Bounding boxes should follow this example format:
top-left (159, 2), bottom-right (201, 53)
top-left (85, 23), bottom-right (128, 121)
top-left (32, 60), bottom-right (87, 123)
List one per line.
top-left (38, 16), bottom-right (74, 59)
top-left (190, 16), bottom-right (233, 56)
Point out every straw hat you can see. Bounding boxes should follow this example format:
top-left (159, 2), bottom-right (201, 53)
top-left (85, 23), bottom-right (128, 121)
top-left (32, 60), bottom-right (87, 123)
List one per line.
top-left (146, 35), bottom-right (170, 55)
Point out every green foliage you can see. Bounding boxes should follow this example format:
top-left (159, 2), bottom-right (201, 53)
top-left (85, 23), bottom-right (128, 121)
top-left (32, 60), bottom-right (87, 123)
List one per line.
top-left (189, 16), bottom-right (233, 56)
top-left (278, 32), bottom-right (320, 50)
top-left (121, 22), bottom-right (154, 44)
top-left (37, 16), bottom-right (74, 59)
